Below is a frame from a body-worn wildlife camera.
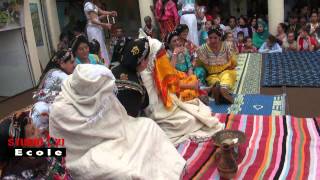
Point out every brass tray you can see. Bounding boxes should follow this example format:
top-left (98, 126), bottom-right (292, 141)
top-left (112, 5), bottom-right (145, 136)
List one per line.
top-left (212, 130), bottom-right (246, 147)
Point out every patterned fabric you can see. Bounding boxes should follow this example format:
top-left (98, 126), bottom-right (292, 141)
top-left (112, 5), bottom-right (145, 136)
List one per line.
top-left (155, 0), bottom-right (179, 22)
top-left (33, 69), bottom-right (68, 103)
top-left (177, 114), bottom-right (320, 179)
top-left (184, 40), bottom-right (197, 58)
top-left (32, 69), bottom-right (68, 133)
top-left (159, 18), bottom-right (176, 41)
top-left (233, 53), bottom-right (262, 94)
top-left (154, 49), bottom-right (199, 109)
top-left (2, 142), bottom-right (72, 180)
top-left (262, 51), bottom-right (320, 87)
top-left (196, 43), bottom-right (237, 87)
top-left (196, 43), bottom-right (231, 67)
top-left (209, 94), bottom-right (286, 115)
top-left (167, 49), bottom-right (192, 73)
top-left (1, 109), bottom-right (71, 180)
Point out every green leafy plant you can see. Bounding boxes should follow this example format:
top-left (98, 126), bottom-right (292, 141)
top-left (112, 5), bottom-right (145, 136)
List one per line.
top-left (0, 10), bottom-right (9, 26)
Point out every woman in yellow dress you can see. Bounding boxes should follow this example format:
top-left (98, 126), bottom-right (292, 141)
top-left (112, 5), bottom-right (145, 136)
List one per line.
top-left (195, 27), bottom-right (237, 104)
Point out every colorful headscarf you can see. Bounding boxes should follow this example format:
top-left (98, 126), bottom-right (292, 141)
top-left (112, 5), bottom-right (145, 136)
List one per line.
top-left (253, 19), bottom-right (269, 48)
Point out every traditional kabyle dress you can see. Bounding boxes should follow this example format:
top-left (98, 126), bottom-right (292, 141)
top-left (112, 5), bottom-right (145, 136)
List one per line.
top-left (31, 69), bottom-right (68, 135)
top-left (112, 38), bottom-right (150, 117)
top-left (139, 30), bottom-right (224, 145)
top-left (195, 42), bottom-right (237, 90)
top-left (112, 65), bottom-right (149, 117)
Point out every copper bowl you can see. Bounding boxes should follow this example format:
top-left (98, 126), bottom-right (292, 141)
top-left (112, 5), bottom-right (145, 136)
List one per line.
top-left (212, 130), bottom-right (246, 147)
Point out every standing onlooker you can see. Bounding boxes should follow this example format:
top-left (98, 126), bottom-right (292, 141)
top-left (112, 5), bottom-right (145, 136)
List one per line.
top-left (155, 0), bottom-right (179, 41)
top-left (282, 31), bottom-right (298, 52)
top-left (258, 35), bottom-right (283, 53)
top-left (199, 20), bottom-right (212, 45)
top-left (213, 15), bottom-right (226, 32)
top-left (299, 16), bottom-right (308, 28)
top-left (84, 0), bottom-right (117, 66)
top-left (287, 15), bottom-right (301, 38)
top-left (308, 12), bottom-right (320, 35)
top-left (110, 25), bottom-right (132, 67)
top-left (252, 19), bottom-right (269, 49)
top-left (178, 0), bottom-right (199, 46)
top-left (225, 16), bottom-right (238, 39)
top-left (297, 26), bottom-right (318, 51)
top-left (242, 37), bottom-right (258, 53)
top-left (236, 16), bottom-right (251, 38)
top-left (143, 16), bottom-right (157, 38)
top-left (196, 6), bottom-right (207, 32)
top-left (300, 5), bottom-right (310, 20)
top-left (276, 23), bottom-right (287, 46)
top-left (249, 17), bottom-right (257, 33)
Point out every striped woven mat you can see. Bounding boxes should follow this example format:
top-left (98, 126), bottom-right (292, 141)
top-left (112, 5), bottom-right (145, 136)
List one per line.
top-left (233, 53), bottom-right (262, 94)
top-left (177, 114), bottom-right (320, 179)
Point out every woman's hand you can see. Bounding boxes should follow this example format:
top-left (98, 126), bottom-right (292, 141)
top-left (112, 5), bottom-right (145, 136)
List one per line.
top-left (109, 11), bottom-right (117, 16)
top-left (173, 47), bottom-right (185, 55)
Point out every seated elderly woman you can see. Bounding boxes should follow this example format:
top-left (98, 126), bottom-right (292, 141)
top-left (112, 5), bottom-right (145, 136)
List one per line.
top-left (31, 49), bottom-right (75, 136)
top-left (49, 64), bottom-right (185, 179)
top-left (0, 111), bottom-right (70, 179)
top-left (138, 30), bottom-right (224, 145)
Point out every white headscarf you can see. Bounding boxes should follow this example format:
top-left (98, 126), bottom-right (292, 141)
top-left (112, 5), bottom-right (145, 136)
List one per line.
top-left (61, 64), bottom-right (116, 123)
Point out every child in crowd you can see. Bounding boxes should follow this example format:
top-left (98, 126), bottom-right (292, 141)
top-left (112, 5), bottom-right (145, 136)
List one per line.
top-left (143, 16), bottom-right (157, 38)
top-left (224, 31), bottom-right (238, 54)
top-left (259, 35), bottom-right (283, 53)
top-left (199, 20), bottom-right (212, 45)
top-left (236, 31), bottom-right (245, 53)
top-left (242, 37), bottom-right (258, 53)
top-left (89, 39), bottom-right (105, 64)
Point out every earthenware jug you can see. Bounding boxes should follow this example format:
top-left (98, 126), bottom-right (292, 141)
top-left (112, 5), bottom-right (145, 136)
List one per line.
top-left (217, 143), bottom-right (238, 179)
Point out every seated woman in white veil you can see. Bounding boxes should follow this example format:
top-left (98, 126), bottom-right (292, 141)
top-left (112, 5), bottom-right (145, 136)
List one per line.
top-left (139, 30), bottom-right (224, 145)
top-left (49, 64), bottom-right (185, 179)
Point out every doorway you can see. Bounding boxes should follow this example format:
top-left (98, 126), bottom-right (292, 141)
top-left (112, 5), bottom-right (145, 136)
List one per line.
top-left (29, 0), bottom-right (51, 71)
